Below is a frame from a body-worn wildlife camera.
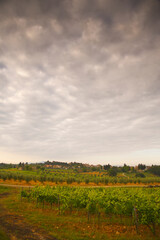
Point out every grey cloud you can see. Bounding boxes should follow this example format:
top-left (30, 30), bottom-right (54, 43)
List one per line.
top-left (0, 62), bottom-right (6, 69)
top-left (0, 0), bottom-right (160, 164)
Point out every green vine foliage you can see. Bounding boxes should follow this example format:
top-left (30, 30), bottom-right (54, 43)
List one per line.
top-left (21, 186), bottom-right (160, 233)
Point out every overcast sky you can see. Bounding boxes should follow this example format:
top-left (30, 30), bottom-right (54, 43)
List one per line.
top-left (0, 0), bottom-right (160, 165)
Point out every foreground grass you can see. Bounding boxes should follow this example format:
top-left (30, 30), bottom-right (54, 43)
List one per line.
top-left (0, 186), bottom-right (10, 193)
top-left (0, 186), bottom-right (160, 240)
top-left (0, 227), bottom-right (10, 240)
top-left (0, 187), bottom-right (12, 240)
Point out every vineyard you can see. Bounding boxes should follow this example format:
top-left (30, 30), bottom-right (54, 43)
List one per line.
top-left (1, 169), bottom-right (160, 186)
top-left (21, 186), bottom-right (160, 235)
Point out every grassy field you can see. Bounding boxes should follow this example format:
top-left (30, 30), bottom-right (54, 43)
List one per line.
top-left (0, 167), bottom-right (160, 239)
top-left (0, 227), bottom-right (10, 240)
top-left (0, 185), bottom-right (160, 240)
top-left (0, 167), bottom-right (160, 187)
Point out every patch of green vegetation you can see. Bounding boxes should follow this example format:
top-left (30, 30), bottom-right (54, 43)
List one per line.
top-left (0, 186), bottom-right (10, 193)
top-left (1, 187), bottom-right (159, 240)
top-left (0, 163), bottom-right (160, 186)
top-left (0, 227), bottom-right (10, 240)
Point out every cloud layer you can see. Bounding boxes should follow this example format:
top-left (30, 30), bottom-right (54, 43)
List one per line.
top-left (0, 0), bottom-right (160, 164)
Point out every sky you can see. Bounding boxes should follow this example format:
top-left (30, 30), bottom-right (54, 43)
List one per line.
top-left (0, 0), bottom-right (160, 166)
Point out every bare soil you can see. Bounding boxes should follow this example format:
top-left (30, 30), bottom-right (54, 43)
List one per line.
top-left (0, 193), bottom-right (58, 240)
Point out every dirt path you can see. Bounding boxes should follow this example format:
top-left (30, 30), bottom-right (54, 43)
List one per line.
top-left (0, 183), bottom-right (34, 188)
top-left (0, 193), bottom-right (58, 240)
top-left (0, 183), bottom-right (151, 188)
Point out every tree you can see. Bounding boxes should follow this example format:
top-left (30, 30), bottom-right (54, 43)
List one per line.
top-left (148, 165), bottom-right (160, 176)
top-left (122, 164), bottom-right (130, 172)
top-left (104, 164), bottom-right (111, 170)
top-left (18, 162), bottom-right (22, 167)
top-left (108, 168), bottom-right (117, 177)
top-left (138, 164), bottom-right (146, 170)
top-left (135, 172), bottom-right (145, 178)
